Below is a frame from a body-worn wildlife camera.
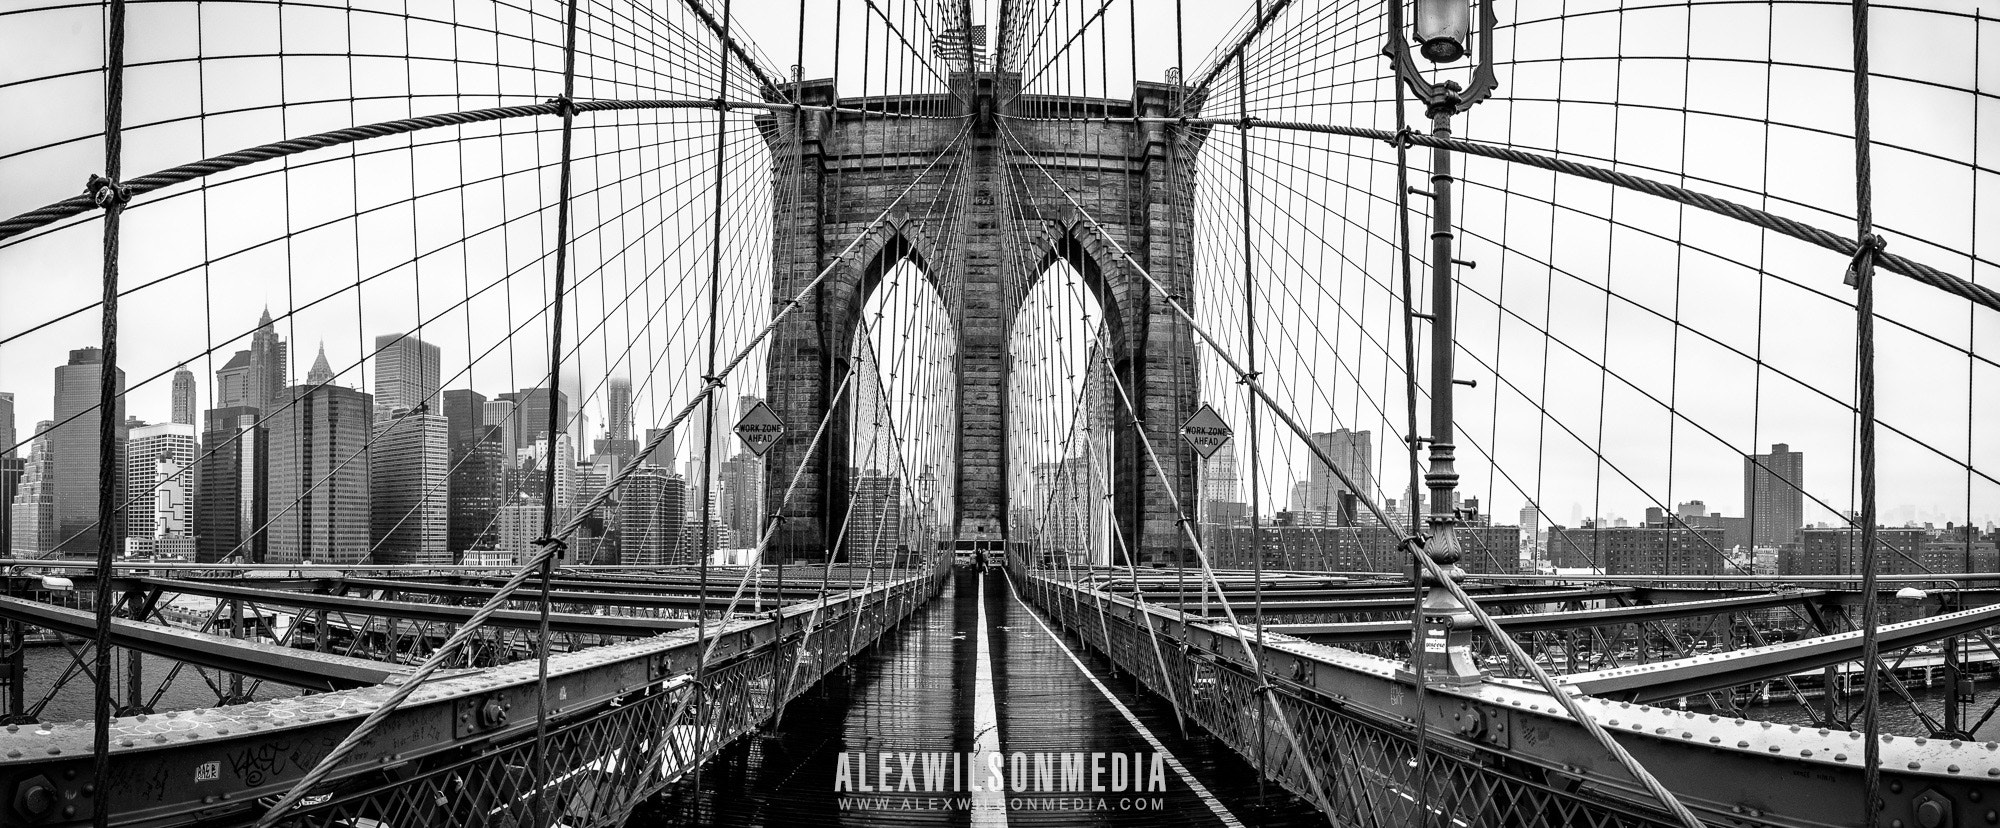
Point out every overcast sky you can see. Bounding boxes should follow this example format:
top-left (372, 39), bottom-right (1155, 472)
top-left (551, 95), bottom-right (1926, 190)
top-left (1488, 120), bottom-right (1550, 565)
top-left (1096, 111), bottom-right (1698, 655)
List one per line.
top-left (1, 0), bottom-right (1993, 537)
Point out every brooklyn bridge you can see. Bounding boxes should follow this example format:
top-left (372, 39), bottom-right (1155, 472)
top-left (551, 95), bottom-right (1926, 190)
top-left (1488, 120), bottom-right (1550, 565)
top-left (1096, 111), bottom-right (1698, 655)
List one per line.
top-left (0, 0), bottom-right (1994, 826)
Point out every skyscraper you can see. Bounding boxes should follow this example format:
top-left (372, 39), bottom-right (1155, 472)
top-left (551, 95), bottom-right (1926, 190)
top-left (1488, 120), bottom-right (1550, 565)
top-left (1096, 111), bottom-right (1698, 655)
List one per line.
top-left (1518, 502), bottom-right (1543, 556)
top-left (217, 309), bottom-right (289, 411)
top-left (306, 343), bottom-right (335, 386)
top-left (369, 407), bottom-right (450, 565)
top-left (196, 406), bottom-right (267, 563)
top-left (481, 398), bottom-right (517, 454)
top-left (441, 389), bottom-right (486, 444)
top-left (615, 467), bottom-right (687, 565)
top-left (448, 424), bottom-right (506, 557)
top-left (592, 378), bottom-right (638, 467)
top-left (492, 497), bottom-right (542, 562)
top-left (498, 388), bottom-right (568, 453)
top-left (267, 384), bottom-right (372, 564)
top-left (847, 470), bottom-right (905, 566)
top-left (516, 431), bottom-right (576, 525)
top-left (372, 334), bottom-right (441, 418)
top-left (1304, 429), bottom-right (1373, 515)
top-left (9, 422), bottom-right (56, 556)
top-left (1031, 457), bottom-right (1100, 561)
top-left (1745, 443), bottom-right (1806, 547)
top-left (719, 452), bottom-right (765, 545)
top-left (0, 391), bottom-right (15, 456)
top-left (1199, 442), bottom-right (1240, 524)
top-left (124, 422), bottom-right (198, 558)
top-left (51, 347), bottom-right (127, 557)
top-left (641, 426), bottom-right (676, 470)
top-left (0, 392), bottom-right (15, 556)
top-left (171, 366), bottom-right (196, 425)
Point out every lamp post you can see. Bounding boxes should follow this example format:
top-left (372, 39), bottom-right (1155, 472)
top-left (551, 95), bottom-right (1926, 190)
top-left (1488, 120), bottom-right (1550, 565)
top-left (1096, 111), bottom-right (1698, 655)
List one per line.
top-left (1388, 0), bottom-right (1498, 686)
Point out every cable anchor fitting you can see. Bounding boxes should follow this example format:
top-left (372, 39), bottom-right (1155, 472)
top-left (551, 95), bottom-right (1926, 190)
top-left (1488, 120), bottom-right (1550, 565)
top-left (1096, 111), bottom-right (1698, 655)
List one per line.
top-left (85, 174), bottom-right (129, 209)
top-left (1388, 126), bottom-right (1420, 150)
top-left (1234, 370), bottom-right (1261, 385)
top-left (1844, 233), bottom-right (1887, 288)
top-left (546, 95), bottom-right (577, 118)
top-left (531, 536), bottom-right (570, 561)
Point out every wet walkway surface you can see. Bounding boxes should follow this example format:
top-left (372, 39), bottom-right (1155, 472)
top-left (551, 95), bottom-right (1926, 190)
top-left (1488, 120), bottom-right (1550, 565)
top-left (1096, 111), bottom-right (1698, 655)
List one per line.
top-left (634, 569), bottom-right (1326, 827)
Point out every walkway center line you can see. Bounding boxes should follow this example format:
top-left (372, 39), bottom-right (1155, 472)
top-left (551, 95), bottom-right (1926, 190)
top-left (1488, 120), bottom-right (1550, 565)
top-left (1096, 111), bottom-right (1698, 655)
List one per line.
top-left (972, 571), bottom-right (1008, 827)
top-left (1003, 574), bottom-right (1246, 828)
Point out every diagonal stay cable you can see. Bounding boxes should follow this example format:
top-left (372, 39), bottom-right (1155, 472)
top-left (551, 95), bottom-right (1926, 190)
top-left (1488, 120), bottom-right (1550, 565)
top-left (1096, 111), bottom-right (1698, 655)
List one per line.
top-left (1004, 118), bottom-right (1710, 828)
top-left (250, 122), bottom-right (969, 826)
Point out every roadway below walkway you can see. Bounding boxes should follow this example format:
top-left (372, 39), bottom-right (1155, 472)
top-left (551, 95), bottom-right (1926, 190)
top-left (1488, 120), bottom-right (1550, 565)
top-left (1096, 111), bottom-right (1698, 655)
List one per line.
top-left (635, 567), bottom-right (1325, 827)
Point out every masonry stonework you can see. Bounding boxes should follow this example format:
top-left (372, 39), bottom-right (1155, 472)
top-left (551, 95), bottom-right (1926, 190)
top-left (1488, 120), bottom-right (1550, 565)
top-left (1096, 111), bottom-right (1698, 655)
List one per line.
top-left (760, 73), bottom-right (1200, 565)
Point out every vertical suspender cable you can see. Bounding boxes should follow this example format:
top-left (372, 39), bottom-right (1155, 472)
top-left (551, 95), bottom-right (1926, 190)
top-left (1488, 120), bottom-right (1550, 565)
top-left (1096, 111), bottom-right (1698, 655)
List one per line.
top-left (533, 0), bottom-right (583, 816)
top-left (89, 2), bottom-right (130, 826)
top-left (1234, 55), bottom-right (1270, 810)
top-left (695, 0), bottom-right (737, 794)
top-left (1850, 0), bottom-right (1885, 823)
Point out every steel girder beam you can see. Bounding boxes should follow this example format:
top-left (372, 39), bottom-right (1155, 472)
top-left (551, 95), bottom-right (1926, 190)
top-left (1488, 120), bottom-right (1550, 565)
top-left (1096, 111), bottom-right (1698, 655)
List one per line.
top-left (0, 571), bottom-right (939, 826)
top-left (1025, 573), bottom-right (2000, 828)
top-left (338, 577), bottom-right (793, 610)
top-left (1175, 585), bottom-right (1639, 614)
top-left (122, 577), bottom-right (699, 637)
top-left (1265, 590), bottom-right (1824, 644)
top-left (1562, 603), bottom-right (2000, 703)
top-left (0, 596), bottom-right (405, 691)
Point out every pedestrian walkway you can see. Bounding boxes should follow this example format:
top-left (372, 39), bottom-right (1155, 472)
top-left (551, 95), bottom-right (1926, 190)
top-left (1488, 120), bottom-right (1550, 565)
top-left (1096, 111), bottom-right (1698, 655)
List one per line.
top-left (639, 568), bottom-right (1324, 827)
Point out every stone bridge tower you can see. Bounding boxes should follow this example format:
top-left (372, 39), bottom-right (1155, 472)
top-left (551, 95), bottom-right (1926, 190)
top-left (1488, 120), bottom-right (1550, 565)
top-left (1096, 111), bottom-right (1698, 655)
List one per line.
top-left (759, 73), bottom-right (1200, 566)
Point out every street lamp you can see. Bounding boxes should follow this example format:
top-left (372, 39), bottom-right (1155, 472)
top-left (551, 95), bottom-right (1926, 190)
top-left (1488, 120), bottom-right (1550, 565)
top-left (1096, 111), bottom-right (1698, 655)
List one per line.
top-left (1387, 0), bottom-right (1500, 687)
top-left (1413, 0), bottom-right (1472, 63)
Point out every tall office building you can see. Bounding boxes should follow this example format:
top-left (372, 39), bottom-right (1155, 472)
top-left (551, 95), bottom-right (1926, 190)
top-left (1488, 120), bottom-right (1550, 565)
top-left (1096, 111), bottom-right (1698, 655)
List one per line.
top-left (497, 388), bottom-right (568, 453)
top-left (9, 422), bottom-right (56, 556)
top-left (196, 406), bottom-right (266, 563)
top-left (592, 378), bottom-right (638, 467)
top-left (641, 426), bottom-right (676, 469)
top-left (216, 308), bottom-right (289, 411)
top-left (0, 391), bottom-right (15, 457)
top-left (369, 407), bottom-right (450, 564)
top-left (1304, 429), bottom-right (1372, 514)
top-left (0, 392), bottom-right (15, 556)
top-left (847, 470), bottom-right (905, 566)
top-left (481, 398), bottom-right (517, 454)
top-left (441, 389), bottom-right (486, 443)
top-left (575, 460), bottom-right (608, 515)
top-left (124, 422), bottom-right (198, 558)
top-left (1518, 502), bottom-right (1543, 556)
top-left (448, 425), bottom-right (507, 556)
top-left (719, 452), bottom-right (765, 544)
top-left (615, 467), bottom-right (688, 565)
top-left (267, 384), bottom-right (372, 564)
top-left (1199, 442), bottom-right (1240, 524)
top-left (1031, 457), bottom-right (1100, 561)
top-left (372, 333), bottom-right (441, 417)
top-left (1745, 443), bottom-right (1806, 547)
top-left (0, 454), bottom-right (19, 557)
top-left (171, 367), bottom-right (196, 425)
top-left (305, 343), bottom-right (335, 385)
top-left (517, 431), bottom-right (576, 524)
top-left (493, 498), bottom-right (542, 562)
top-left (51, 347), bottom-right (127, 557)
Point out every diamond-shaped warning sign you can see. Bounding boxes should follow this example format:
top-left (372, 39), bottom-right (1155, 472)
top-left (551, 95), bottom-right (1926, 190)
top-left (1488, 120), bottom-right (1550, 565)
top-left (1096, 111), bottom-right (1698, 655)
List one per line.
top-left (1180, 403), bottom-right (1232, 459)
top-left (734, 401), bottom-right (786, 458)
